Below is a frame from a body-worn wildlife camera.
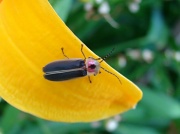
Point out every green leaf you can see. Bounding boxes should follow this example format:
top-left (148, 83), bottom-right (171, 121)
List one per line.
top-left (116, 124), bottom-right (161, 134)
top-left (141, 87), bottom-right (180, 120)
top-left (0, 106), bottom-right (22, 134)
top-left (146, 6), bottom-right (169, 48)
top-left (50, 0), bottom-right (73, 22)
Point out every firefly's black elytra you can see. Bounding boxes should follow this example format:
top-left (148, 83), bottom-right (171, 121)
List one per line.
top-left (43, 44), bottom-right (121, 83)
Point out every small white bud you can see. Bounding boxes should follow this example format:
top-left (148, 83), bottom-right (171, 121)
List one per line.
top-left (114, 115), bottom-right (122, 122)
top-left (118, 56), bottom-right (127, 68)
top-left (84, 3), bottom-right (93, 11)
top-left (98, 2), bottom-right (110, 14)
top-left (174, 51), bottom-right (180, 62)
top-left (142, 49), bottom-right (153, 63)
top-left (127, 49), bottom-right (141, 60)
top-left (128, 2), bottom-right (139, 13)
top-left (105, 119), bottom-right (118, 132)
top-left (91, 121), bottom-right (101, 128)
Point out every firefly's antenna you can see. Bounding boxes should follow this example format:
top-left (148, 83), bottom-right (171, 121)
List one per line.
top-left (61, 48), bottom-right (69, 59)
top-left (100, 66), bottom-right (122, 84)
top-left (99, 48), bottom-right (115, 63)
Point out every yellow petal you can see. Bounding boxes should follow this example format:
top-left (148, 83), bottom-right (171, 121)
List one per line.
top-left (0, 0), bottom-right (142, 122)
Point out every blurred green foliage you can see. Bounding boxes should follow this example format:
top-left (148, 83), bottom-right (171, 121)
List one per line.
top-left (1, 0), bottom-right (180, 134)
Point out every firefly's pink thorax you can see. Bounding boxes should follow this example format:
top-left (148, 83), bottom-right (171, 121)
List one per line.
top-left (85, 57), bottom-right (100, 76)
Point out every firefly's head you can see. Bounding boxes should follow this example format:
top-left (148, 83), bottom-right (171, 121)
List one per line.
top-left (85, 57), bottom-right (100, 76)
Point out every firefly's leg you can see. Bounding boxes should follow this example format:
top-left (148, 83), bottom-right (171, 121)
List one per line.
top-left (61, 48), bottom-right (69, 59)
top-left (81, 44), bottom-right (86, 60)
top-left (88, 76), bottom-right (92, 83)
top-left (95, 58), bottom-right (102, 60)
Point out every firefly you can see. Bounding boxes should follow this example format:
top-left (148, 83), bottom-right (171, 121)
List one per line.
top-left (43, 44), bottom-right (121, 83)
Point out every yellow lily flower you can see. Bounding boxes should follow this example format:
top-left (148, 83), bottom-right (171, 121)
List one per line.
top-left (0, 0), bottom-right (142, 122)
